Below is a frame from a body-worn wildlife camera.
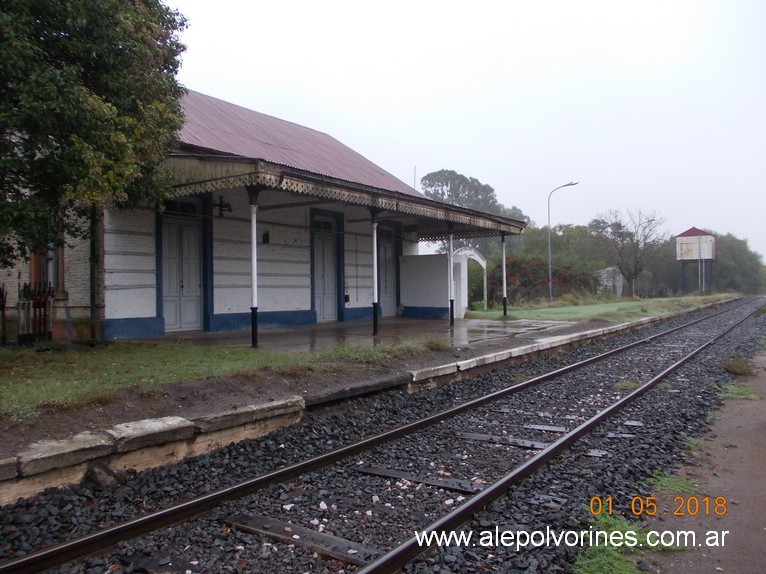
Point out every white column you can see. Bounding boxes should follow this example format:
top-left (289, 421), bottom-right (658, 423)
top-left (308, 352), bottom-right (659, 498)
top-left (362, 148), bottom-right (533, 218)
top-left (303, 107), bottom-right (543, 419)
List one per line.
top-left (502, 234), bottom-right (507, 301)
top-left (448, 233), bottom-right (454, 325)
top-left (372, 220), bottom-right (378, 304)
top-left (448, 233), bottom-right (454, 301)
top-left (251, 204), bottom-right (258, 308)
top-left (371, 218), bottom-right (380, 335)
top-left (246, 186), bottom-right (261, 347)
top-left (501, 234), bottom-right (507, 316)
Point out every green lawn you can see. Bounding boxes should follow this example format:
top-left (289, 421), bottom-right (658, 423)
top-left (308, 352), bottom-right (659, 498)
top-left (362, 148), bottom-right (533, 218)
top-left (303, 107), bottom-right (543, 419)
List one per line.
top-left (466, 293), bottom-right (736, 324)
top-left (0, 338), bottom-right (447, 420)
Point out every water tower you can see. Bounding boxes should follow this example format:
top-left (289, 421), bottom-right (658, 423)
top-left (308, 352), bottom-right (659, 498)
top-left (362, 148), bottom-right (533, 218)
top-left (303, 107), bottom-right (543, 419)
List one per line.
top-left (676, 227), bottom-right (715, 293)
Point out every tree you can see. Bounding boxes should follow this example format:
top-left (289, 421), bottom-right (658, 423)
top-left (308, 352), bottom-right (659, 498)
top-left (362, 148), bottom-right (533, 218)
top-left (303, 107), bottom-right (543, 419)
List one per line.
top-left (710, 233), bottom-right (766, 294)
top-left (643, 238), bottom-right (679, 296)
top-left (420, 169), bottom-right (529, 255)
top-left (421, 169), bottom-right (502, 214)
top-left (485, 254), bottom-right (595, 305)
top-left (593, 209), bottom-right (669, 297)
top-left (0, 0), bottom-right (187, 267)
top-left (520, 222), bottom-right (612, 272)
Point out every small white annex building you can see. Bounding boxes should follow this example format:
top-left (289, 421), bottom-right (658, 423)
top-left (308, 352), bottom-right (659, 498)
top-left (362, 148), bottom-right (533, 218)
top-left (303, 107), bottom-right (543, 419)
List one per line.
top-left (594, 266), bottom-right (624, 297)
top-left (4, 91), bottom-right (526, 342)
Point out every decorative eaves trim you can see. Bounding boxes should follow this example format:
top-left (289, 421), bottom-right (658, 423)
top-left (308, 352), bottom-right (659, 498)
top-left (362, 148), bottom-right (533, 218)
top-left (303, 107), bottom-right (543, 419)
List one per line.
top-left (166, 155), bottom-right (525, 236)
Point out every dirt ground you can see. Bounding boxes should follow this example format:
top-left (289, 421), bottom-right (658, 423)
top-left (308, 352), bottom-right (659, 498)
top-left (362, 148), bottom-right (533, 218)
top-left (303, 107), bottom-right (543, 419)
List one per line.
top-left (643, 354), bottom-right (766, 574)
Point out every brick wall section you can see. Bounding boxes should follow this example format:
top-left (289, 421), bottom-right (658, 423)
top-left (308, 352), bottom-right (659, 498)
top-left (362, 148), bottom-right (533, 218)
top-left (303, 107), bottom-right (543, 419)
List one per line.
top-left (60, 231), bottom-right (93, 319)
top-left (0, 214), bottom-right (103, 340)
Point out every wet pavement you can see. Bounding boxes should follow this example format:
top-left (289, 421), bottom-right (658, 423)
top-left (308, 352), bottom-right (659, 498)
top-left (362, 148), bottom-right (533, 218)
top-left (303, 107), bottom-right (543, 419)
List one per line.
top-left (166, 317), bottom-right (583, 354)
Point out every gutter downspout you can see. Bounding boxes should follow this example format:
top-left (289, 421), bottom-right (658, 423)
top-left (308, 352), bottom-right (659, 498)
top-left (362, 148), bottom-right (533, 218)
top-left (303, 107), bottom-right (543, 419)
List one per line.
top-left (448, 230), bottom-right (454, 326)
top-left (89, 205), bottom-right (98, 343)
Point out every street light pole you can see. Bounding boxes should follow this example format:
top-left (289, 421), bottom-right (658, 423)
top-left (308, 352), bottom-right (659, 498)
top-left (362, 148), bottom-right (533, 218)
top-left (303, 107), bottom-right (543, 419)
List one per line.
top-left (547, 181), bottom-right (579, 301)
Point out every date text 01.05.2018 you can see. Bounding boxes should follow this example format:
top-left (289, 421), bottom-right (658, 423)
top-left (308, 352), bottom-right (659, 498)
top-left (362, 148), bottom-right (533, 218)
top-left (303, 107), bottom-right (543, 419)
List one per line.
top-left (589, 495), bottom-right (727, 517)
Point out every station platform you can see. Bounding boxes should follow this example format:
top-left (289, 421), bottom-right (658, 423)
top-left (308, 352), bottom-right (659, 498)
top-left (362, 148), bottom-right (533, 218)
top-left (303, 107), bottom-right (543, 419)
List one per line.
top-left (166, 316), bottom-right (597, 354)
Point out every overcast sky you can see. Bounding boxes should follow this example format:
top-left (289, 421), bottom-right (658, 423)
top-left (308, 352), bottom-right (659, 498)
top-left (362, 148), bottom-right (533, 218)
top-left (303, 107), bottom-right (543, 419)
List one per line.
top-left (165, 0), bottom-right (766, 259)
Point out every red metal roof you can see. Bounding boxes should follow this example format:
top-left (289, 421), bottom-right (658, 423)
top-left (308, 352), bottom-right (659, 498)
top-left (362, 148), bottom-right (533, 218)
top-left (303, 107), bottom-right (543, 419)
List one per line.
top-left (179, 90), bottom-right (423, 198)
top-left (677, 226), bottom-right (713, 237)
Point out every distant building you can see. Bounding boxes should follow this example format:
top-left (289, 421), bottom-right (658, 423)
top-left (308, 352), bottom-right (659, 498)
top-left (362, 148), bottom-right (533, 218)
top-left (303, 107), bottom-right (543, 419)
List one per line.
top-left (595, 266), bottom-right (624, 297)
top-left (676, 227), bottom-right (715, 293)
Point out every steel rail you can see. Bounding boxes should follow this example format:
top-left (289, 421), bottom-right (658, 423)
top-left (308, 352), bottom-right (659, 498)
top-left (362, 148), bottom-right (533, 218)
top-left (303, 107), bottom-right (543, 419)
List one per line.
top-left (358, 301), bottom-right (760, 573)
top-left (0, 299), bottom-right (756, 573)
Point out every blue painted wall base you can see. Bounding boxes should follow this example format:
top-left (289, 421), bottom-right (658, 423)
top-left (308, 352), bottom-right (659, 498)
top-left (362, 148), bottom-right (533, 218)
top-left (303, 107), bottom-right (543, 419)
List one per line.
top-left (210, 310), bottom-right (317, 331)
top-left (343, 306), bottom-right (375, 322)
top-left (400, 306), bottom-right (449, 320)
top-left (100, 307), bottom-right (397, 340)
top-left (101, 317), bottom-right (165, 340)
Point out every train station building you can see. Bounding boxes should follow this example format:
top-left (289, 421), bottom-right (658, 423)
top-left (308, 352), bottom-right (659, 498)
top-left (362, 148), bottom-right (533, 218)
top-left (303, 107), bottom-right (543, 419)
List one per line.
top-left (4, 90), bottom-right (526, 342)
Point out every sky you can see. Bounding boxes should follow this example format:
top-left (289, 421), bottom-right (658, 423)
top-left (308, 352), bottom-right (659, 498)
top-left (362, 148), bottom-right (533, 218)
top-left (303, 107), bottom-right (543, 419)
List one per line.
top-left (165, 0), bottom-right (766, 259)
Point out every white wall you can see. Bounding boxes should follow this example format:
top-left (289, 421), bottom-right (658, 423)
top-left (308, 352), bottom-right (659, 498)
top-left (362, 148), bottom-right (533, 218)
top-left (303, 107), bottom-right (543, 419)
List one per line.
top-left (400, 254), bottom-right (449, 307)
top-left (402, 231), bottom-right (420, 256)
top-left (211, 190), bottom-right (313, 315)
top-left (98, 189), bottom-right (427, 325)
top-left (343, 225), bottom-right (374, 309)
top-left (103, 207), bottom-right (157, 319)
top-left (211, 190), bottom-right (383, 317)
top-left (452, 253), bottom-right (469, 319)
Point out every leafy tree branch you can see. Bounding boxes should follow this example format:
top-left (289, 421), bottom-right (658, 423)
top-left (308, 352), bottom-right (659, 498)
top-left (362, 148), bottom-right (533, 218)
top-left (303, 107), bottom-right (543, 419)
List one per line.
top-left (0, 0), bottom-right (187, 267)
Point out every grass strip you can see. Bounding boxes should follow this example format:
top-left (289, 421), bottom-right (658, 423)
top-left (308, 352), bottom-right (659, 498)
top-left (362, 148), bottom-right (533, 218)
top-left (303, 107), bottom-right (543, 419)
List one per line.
top-left (0, 337), bottom-right (447, 420)
top-left (466, 293), bottom-right (735, 324)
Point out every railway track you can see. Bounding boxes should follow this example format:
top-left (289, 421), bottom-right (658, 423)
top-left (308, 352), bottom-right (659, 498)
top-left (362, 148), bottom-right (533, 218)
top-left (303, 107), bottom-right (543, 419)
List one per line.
top-left (1, 298), bottom-right (763, 573)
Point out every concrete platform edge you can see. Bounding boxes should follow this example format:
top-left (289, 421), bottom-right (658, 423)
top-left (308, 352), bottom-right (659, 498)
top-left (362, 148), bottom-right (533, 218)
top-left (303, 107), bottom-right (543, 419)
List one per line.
top-left (0, 396), bottom-right (305, 505)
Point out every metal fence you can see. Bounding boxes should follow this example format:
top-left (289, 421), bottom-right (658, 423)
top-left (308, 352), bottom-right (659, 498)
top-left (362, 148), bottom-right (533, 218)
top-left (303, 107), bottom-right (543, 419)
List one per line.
top-left (0, 284), bottom-right (6, 346)
top-left (17, 282), bottom-right (54, 345)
